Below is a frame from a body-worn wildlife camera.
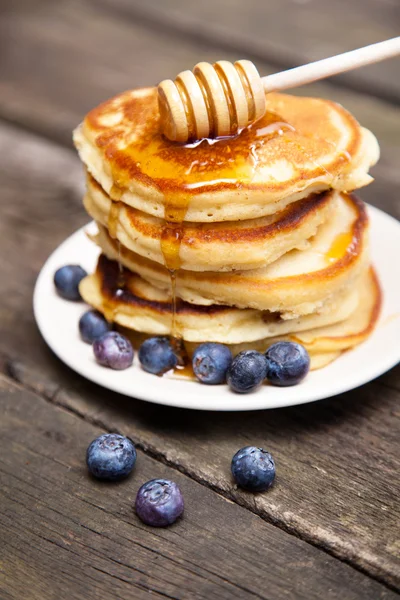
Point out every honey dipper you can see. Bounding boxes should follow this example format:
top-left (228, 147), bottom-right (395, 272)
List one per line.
top-left (158, 37), bottom-right (400, 143)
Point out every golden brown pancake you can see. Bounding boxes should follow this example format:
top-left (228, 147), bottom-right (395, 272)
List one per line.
top-left (85, 173), bottom-right (338, 271)
top-left (79, 256), bottom-right (381, 370)
top-left (80, 254), bottom-right (360, 344)
top-left (73, 88), bottom-right (379, 222)
top-left (92, 193), bottom-right (369, 316)
top-left (217, 267), bottom-right (381, 354)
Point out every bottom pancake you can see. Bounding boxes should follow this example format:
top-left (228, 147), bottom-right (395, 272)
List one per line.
top-left (207, 266), bottom-right (381, 354)
top-left (180, 267), bottom-right (381, 370)
top-left (80, 254), bottom-right (360, 344)
top-left (79, 255), bottom-right (381, 369)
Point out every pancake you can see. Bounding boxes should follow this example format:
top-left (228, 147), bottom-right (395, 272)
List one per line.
top-left (209, 267), bottom-right (381, 354)
top-left (85, 173), bottom-right (338, 271)
top-left (308, 352), bottom-right (343, 371)
top-left (73, 88), bottom-right (379, 223)
top-left (80, 256), bottom-right (381, 370)
top-left (93, 193), bottom-right (369, 317)
top-left (80, 254), bottom-right (359, 344)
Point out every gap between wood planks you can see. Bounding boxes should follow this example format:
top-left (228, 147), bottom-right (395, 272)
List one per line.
top-left (90, 0), bottom-right (400, 107)
top-left (2, 356), bottom-right (399, 595)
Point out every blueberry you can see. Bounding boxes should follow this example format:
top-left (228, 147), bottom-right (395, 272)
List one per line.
top-left (227, 350), bottom-right (268, 393)
top-left (86, 433), bottom-right (136, 480)
top-left (54, 264), bottom-right (87, 301)
top-left (192, 343), bottom-right (232, 385)
top-left (138, 337), bottom-right (178, 375)
top-left (135, 479), bottom-right (184, 527)
top-left (231, 446), bottom-right (275, 492)
top-left (79, 310), bottom-right (111, 344)
top-left (93, 331), bottom-right (133, 370)
top-left (265, 342), bottom-right (310, 386)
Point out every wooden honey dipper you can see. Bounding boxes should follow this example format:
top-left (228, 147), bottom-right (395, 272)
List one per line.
top-left (158, 37), bottom-right (400, 143)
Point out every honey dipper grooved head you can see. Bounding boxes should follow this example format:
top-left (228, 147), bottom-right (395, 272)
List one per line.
top-left (158, 60), bottom-right (266, 142)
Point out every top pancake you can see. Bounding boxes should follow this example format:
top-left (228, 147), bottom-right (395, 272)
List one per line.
top-left (73, 87), bottom-right (379, 222)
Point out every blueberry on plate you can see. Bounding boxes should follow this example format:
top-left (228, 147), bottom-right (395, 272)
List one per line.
top-left (93, 331), bottom-right (133, 370)
top-left (79, 309), bottom-right (111, 344)
top-left (136, 479), bottom-right (184, 527)
top-left (231, 446), bottom-right (275, 492)
top-left (192, 342), bottom-right (232, 384)
top-left (265, 341), bottom-right (310, 386)
top-left (227, 350), bottom-right (268, 393)
top-left (86, 433), bottom-right (136, 480)
top-left (54, 264), bottom-right (87, 301)
top-left (138, 337), bottom-right (178, 375)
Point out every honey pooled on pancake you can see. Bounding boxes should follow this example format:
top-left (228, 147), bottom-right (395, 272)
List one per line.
top-left (74, 88), bottom-right (379, 222)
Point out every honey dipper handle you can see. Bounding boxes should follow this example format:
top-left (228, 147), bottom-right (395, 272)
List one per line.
top-left (263, 37), bottom-right (400, 92)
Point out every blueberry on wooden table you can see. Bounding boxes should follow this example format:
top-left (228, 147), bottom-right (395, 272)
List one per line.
top-left (138, 336), bottom-right (178, 375)
top-left (231, 446), bottom-right (275, 492)
top-left (265, 341), bottom-right (310, 386)
top-left (86, 433), bottom-right (136, 480)
top-left (54, 264), bottom-right (87, 300)
top-left (192, 342), bottom-right (233, 384)
top-left (79, 309), bottom-right (111, 344)
top-left (93, 331), bottom-right (133, 370)
top-left (135, 479), bottom-right (184, 527)
top-left (227, 350), bottom-right (268, 393)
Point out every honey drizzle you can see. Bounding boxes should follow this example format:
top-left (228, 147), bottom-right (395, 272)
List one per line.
top-left (104, 186), bottom-right (125, 322)
top-left (325, 231), bottom-right (354, 263)
top-left (160, 192), bottom-right (190, 359)
top-left (172, 363), bottom-right (195, 379)
top-left (108, 199), bottom-right (120, 239)
top-left (169, 269), bottom-right (178, 338)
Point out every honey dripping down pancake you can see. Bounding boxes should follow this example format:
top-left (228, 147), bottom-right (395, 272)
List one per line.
top-left (108, 148), bottom-right (193, 346)
top-left (84, 174), bottom-right (340, 272)
top-left (104, 188), bottom-right (125, 323)
top-left (105, 180), bottom-right (186, 344)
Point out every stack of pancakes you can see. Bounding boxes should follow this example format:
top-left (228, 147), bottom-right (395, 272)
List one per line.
top-left (74, 88), bottom-right (381, 370)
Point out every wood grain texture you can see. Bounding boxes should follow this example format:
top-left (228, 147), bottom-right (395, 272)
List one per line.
top-left (0, 122), bottom-right (399, 589)
top-left (94, 0), bottom-right (400, 103)
top-left (0, 0), bottom-right (399, 217)
top-left (2, 375), bottom-right (397, 600)
top-left (96, 0), bottom-right (400, 102)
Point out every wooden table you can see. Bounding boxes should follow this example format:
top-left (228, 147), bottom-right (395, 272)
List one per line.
top-left (0, 2), bottom-right (399, 598)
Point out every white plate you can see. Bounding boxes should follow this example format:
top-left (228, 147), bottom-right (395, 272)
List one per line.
top-left (34, 205), bottom-right (400, 411)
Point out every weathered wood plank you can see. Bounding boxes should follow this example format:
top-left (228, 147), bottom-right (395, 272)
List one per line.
top-left (0, 0), bottom-right (399, 216)
top-left (2, 375), bottom-right (397, 600)
top-left (96, 0), bottom-right (400, 103)
top-left (0, 122), bottom-right (399, 588)
top-left (7, 356), bottom-right (400, 590)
